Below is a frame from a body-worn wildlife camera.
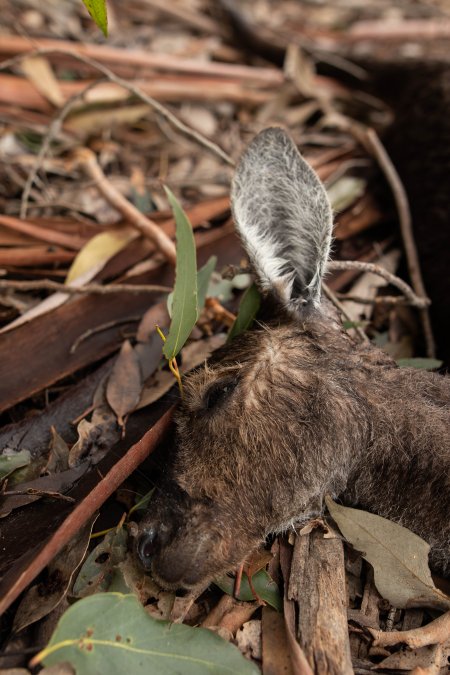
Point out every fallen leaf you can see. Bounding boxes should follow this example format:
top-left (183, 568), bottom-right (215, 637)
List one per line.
top-left (327, 176), bottom-right (366, 212)
top-left (215, 569), bottom-right (282, 612)
top-left (66, 228), bottom-right (138, 285)
top-left (325, 496), bottom-right (450, 611)
top-left (72, 527), bottom-right (128, 598)
top-left (66, 104), bottom-right (151, 135)
top-left (44, 427), bottom-right (70, 474)
top-left (68, 406), bottom-right (119, 467)
top-left (0, 449), bottom-right (31, 481)
top-left (21, 56), bottom-right (64, 107)
top-left (106, 340), bottom-right (143, 426)
top-left (36, 593), bottom-right (259, 674)
top-left (0, 464), bottom-right (87, 518)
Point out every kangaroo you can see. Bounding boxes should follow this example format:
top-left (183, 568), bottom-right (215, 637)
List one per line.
top-left (137, 128), bottom-right (450, 591)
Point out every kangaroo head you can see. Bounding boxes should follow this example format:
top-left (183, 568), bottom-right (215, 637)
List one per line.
top-left (136, 128), bottom-right (450, 589)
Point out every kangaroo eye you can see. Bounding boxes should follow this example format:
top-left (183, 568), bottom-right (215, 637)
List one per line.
top-left (204, 380), bottom-right (237, 411)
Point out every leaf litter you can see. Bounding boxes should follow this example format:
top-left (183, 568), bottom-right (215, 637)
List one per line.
top-left (0, 0), bottom-right (449, 673)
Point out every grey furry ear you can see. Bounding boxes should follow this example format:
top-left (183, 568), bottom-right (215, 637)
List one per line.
top-left (231, 127), bottom-right (332, 314)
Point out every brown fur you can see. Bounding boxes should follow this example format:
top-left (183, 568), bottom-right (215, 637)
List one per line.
top-left (137, 128), bottom-right (450, 591)
top-left (138, 307), bottom-right (450, 589)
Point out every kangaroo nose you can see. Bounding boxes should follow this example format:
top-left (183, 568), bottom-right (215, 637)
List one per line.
top-left (137, 527), bottom-right (159, 570)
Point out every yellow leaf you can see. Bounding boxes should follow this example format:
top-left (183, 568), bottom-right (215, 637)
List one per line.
top-left (66, 228), bottom-right (138, 284)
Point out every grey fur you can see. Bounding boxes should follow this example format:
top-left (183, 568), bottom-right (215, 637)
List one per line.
top-left (231, 127), bottom-right (332, 312)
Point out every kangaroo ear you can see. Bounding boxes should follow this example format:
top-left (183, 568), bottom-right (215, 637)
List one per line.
top-left (231, 127), bottom-right (332, 314)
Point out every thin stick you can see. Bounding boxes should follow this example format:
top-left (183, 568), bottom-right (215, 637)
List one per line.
top-left (0, 280), bottom-right (172, 295)
top-left (322, 283), bottom-right (369, 343)
top-left (327, 260), bottom-right (430, 308)
top-left (335, 293), bottom-right (409, 306)
top-left (70, 316), bottom-right (142, 354)
top-left (72, 147), bottom-right (176, 264)
top-left (369, 609), bottom-right (450, 649)
top-left (361, 129), bottom-right (435, 357)
top-left (0, 48), bottom-right (234, 167)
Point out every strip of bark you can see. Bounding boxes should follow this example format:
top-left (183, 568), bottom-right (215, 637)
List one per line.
top-left (289, 530), bottom-right (354, 675)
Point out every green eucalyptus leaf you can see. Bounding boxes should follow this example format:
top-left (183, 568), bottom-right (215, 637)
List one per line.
top-left (214, 569), bottom-right (282, 612)
top-left (39, 592), bottom-right (259, 674)
top-left (72, 528), bottom-right (128, 597)
top-left (163, 188), bottom-right (198, 360)
top-left (397, 358), bottom-right (443, 370)
top-left (167, 256), bottom-right (216, 318)
top-left (81, 0), bottom-right (108, 36)
top-left (227, 283), bottom-right (261, 343)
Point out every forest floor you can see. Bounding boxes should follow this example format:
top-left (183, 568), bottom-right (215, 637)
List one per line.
top-left (0, 0), bottom-right (449, 673)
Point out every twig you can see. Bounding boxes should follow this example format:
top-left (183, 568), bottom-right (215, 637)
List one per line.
top-left (348, 19), bottom-right (450, 41)
top-left (327, 260), bottom-right (430, 308)
top-left (0, 279), bottom-right (172, 295)
top-left (335, 293), bottom-right (409, 306)
top-left (360, 128), bottom-right (435, 357)
top-left (72, 147), bottom-right (177, 264)
top-left (322, 282), bottom-right (369, 343)
top-left (19, 78), bottom-right (103, 219)
top-left (0, 35), bottom-right (283, 85)
top-left (70, 316), bottom-right (143, 354)
top-left (369, 610), bottom-right (450, 649)
top-left (0, 48), bottom-right (234, 167)
top-left (221, 260), bottom-right (426, 313)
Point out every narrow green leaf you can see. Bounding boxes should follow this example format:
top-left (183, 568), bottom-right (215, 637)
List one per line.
top-left (39, 593), bottom-right (259, 674)
top-left (197, 255), bottom-right (217, 313)
top-left (163, 188), bottom-right (198, 360)
top-left (343, 320), bottom-right (367, 330)
top-left (81, 0), bottom-right (108, 36)
top-left (227, 283), bottom-right (261, 343)
top-left (397, 358), bottom-right (443, 370)
top-left (167, 256), bottom-right (216, 318)
top-left (215, 570), bottom-right (282, 612)
top-left (129, 487), bottom-right (155, 516)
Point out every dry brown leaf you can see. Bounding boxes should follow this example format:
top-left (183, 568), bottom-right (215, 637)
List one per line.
top-left (106, 340), bottom-right (143, 426)
top-left (326, 497), bottom-right (450, 611)
top-left (68, 406), bottom-right (118, 467)
top-left (44, 427), bottom-right (70, 474)
top-left (66, 104), bottom-right (152, 135)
